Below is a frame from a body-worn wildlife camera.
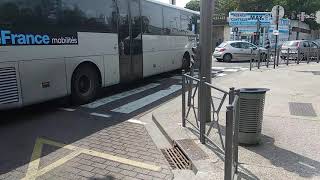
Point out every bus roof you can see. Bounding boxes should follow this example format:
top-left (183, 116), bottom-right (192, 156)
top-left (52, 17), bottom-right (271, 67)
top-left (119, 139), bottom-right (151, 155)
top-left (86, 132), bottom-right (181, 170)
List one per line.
top-left (145, 0), bottom-right (200, 15)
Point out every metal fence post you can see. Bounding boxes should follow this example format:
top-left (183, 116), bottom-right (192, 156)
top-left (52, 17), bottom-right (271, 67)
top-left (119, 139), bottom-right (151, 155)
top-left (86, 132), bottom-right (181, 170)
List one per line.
top-left (258, 49), bottom-right (261, 69)
top-left (233, 90), bottom-right (240, 173)
top-left (266, 48), bottom-right (270, 68)
top-left (182, 70), bottom-right (186, 127)
top-left (229, 87), bottom-right (235, 104)
top-left (250, 49), bottom-right (253, 71)
top-left (286, 48), bottom-right (290, 66)
top-left (225, 105), bottom-right (234, 180)
top-left (187, 68), bottom-right (193, 106)
top-left (297, 48), bottom-right (300, 64)
top-left (199, 76), bottom-right (206, 144)
top-left (307, 47), bottom-right (311, 64)
top-left (276, 47), bottom-right (280, 66)
top-left (317, 48), bottom-right (320, 63)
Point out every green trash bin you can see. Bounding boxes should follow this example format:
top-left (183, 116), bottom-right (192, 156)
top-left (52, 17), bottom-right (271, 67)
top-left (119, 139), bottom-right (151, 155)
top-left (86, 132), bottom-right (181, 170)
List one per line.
top-left (239, 88), bottom-right (269, 145)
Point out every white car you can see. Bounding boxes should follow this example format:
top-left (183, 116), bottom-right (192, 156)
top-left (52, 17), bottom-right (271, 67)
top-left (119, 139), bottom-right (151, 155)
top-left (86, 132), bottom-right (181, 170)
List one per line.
top-left (213, 41), bottom-right (267, 62)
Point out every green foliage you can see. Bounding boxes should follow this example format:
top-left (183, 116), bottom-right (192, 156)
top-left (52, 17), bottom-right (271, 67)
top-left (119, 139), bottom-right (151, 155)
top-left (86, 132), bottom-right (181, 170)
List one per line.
top-left (185, 0), bottom-right (200, 11)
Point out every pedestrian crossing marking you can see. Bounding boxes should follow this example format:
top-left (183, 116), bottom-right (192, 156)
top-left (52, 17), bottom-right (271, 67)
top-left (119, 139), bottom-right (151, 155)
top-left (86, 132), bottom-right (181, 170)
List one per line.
top-left (90, 112), bottom-right (111, 118)
top-left (127, 119), bottom-right (147, 125)
top-left (82, 83), bottom-right (160, 109)
top-left (23, 137), bottom-right (161, 180)
top-left (112, 85), bottom-right (181, 114)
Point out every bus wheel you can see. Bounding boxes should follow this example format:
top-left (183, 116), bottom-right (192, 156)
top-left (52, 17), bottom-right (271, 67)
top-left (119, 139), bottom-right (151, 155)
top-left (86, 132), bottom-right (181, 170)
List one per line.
top-left (182, 53), bottom-right (191, 72)
top-left (71, 65), bottom-right (100, 104)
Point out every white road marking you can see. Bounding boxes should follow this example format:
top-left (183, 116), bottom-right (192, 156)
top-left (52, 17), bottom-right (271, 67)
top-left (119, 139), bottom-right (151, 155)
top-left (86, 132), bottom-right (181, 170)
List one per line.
top-left (90, 113), bottom-right (111, 118)
top-left (112, 85), bottom-right (182, 114)
top-left (216, 73), bottom-right (227, 77)
top-left (59, 108), bottom-right (76, 112)
top-left (212, 67), bottom-right (225, 70)
top-left (127, 119), bottom-right (147, 125)
top-left (223, 69), bottom-right (239, 72)
top-left (82, 83), bottom-right (160, 109)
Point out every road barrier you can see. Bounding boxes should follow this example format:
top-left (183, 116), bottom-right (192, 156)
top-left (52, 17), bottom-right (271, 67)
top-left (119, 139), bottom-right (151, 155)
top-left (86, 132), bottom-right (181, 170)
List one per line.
top-left (249, 47), bottom-right (320, 70)
top-left (181, 69), bottom-right (239, 180)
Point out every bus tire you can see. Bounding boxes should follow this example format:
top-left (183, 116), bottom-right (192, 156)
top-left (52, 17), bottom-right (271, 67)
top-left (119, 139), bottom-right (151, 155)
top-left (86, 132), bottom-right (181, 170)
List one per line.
top-left (182, 53), bottom-right (191, 72)
top-left (71, 65), bottom-right (100, 105)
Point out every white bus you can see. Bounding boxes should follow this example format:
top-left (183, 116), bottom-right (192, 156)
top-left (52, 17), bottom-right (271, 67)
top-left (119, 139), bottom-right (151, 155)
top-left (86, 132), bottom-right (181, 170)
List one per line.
top-left (0, 0), bottom-right (199, 110)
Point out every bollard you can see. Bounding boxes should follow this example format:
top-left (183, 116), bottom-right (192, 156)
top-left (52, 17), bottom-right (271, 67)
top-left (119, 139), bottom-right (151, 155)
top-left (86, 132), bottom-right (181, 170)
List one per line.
top-left (286, 48), bottom-right (290, 65)
top-left (182, 70), bottom-right (186, 127)
top-left (225, 105), bottom-right (234, 180)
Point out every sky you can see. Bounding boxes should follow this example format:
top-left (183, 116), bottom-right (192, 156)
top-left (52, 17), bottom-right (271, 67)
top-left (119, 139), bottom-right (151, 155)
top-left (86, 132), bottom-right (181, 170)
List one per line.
top-left (156, 0), bottom-right (189, 8)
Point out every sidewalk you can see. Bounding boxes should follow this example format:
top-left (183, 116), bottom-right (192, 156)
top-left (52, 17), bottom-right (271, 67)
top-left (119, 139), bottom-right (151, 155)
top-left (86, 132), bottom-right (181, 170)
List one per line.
top-left (152, 63), bottom-right (320, 180)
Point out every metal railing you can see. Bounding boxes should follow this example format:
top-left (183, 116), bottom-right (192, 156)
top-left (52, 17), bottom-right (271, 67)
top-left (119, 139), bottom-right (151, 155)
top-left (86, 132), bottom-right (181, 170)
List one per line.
top-left (181, 69), bottom-right (240, 180)
top-left (250, 47), bottom-right (320, 70)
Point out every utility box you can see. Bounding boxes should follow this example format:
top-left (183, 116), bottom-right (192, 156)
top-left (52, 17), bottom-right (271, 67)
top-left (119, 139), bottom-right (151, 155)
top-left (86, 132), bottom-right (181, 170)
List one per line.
top-left (238, 88), bottom-right (269, 145)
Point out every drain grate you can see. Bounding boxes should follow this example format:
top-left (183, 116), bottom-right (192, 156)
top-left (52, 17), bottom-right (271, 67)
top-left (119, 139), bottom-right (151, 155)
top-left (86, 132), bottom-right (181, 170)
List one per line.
top-left (161, 145), bottom-right (191, 170)
top-left (289, 102), bottom-right (317, 117)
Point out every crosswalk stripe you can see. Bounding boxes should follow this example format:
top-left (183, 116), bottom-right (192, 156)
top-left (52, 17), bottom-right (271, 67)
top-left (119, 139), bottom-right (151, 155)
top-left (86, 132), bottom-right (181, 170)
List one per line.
top-left (59, 108), bottom-right (76, 112)
top-left (90, 113), bottom-right (111, 118)
top-left (112, 85), bottom-right (182, 114)
top-left (127, 119), bottom-right (147, 125)
top-left (82, 83), bottom-right (160, 109)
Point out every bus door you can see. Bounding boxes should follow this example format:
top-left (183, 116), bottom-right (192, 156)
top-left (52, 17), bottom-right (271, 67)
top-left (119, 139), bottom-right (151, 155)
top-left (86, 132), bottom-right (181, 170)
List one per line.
top-left (118, 0), bottom-right (143, 83)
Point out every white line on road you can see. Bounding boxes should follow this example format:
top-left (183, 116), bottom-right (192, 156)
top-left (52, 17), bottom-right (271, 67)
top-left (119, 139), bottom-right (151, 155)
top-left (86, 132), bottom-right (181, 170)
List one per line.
top-left (59, 108), bottom-right (76, 112)
top-left (82, 83), bottom-right (160, 109)
top-left (127, 119), bottom-right (147, 125)
top-left (90, 113), bottom-right (111, 118)
top-left (216, 73), bottom-right (227, 77)
top-left (112, 85), bottom-right (182, 114)
top-left (223, 69), bottom-right (239, 72)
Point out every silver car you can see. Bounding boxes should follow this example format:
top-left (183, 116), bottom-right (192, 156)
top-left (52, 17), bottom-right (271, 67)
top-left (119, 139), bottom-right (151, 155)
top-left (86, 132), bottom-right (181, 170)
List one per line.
top-left (213, 41), bottom-right (267, 62)
top-left (280, 40), bottom-right (319, 60)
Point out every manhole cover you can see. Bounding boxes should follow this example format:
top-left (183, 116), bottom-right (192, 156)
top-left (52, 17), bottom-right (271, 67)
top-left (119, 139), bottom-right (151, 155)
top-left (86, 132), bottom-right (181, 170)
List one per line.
top-left (289, 102), bottom-right (317, 117)
top-left (161, 145), bottom-right (191, 170)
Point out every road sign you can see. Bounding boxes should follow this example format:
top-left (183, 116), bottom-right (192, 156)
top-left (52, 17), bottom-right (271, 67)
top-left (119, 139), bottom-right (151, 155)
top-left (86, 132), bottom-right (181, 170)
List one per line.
top-left (272, 5), bottom-right (285, 21)
top-left (273, 30), bottom-right (279, 36)
top-left (232, 27), bottom-right (239, 32)
top-left (229, 12), bottom-right (272, 26)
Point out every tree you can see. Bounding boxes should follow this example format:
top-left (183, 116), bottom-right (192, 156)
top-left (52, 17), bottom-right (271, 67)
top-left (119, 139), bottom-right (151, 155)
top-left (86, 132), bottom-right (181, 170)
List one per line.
top-left (185, 0), bottom-right (200, 11)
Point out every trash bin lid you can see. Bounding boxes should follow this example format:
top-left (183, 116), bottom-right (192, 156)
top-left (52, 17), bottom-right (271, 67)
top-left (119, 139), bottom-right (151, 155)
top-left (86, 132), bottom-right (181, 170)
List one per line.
top-left (240, 88), bottom-right (270, 94)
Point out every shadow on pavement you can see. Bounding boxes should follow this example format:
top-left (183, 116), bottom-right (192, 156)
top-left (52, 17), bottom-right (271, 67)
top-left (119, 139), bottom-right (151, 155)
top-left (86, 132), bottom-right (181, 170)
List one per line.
top-left (0, 71), bottom-right (182, 176)
top-left (244, 135), bottom-right (320, 178)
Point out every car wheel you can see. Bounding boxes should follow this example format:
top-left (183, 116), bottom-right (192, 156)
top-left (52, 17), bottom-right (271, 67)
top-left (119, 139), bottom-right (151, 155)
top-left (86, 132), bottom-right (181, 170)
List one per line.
top-left (223, 54), bottom-right (232, 62)
top-left (71, 65), bottom-right (100, 104)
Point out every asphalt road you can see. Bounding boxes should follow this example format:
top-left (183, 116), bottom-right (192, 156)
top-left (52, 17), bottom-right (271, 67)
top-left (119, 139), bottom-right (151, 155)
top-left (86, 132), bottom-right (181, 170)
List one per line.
top-left (0, 62), bottom-right (247, 180)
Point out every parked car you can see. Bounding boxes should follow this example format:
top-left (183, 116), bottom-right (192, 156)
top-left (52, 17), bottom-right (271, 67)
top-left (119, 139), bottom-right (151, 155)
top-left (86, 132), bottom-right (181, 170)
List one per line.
top-left (280, 40), bottom-right (319, 60)
top-left (213, 41), bottom-right (267, 62)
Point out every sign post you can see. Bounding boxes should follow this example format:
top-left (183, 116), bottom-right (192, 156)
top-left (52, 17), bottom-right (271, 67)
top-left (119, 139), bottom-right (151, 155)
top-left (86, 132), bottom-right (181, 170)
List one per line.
top-left (272, 5), bottom-right (284, 68)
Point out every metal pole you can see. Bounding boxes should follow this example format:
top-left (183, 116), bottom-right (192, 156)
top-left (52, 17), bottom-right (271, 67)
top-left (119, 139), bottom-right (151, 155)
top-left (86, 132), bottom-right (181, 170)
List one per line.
top-left (317, 48), bottom-right (320, 63)
top-left (297, 48), bottom-right (300, 64)
top-left (229, 87), bottom-right (235, 104)
top-left (274, 6), bottom-right (279, 68)
top-left (225, 105), bottom-right (234, 180)
top-left (267, 48), bottom-right (270, 68)
top-left (199, 0), bottom-right (213, 125)
top-left (287, 48), bottom-right (290, 65)
top-left (182, 70), bottom-right (186, 127)
top-left (307, 47), bottom-right (311, 64)
top-left (199, 76), bottom-right (206, 144)
top-left (234, 90), bottom-right (240, 173)
top-left (258, 49), bottom-right (261, 69)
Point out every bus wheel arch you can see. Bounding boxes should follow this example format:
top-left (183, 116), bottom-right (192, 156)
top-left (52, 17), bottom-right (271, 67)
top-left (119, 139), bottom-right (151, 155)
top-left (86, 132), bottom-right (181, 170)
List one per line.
top-left (182, 51), bottom-right (191, 71)
top-left (71, 62), bottom-right (102, 104)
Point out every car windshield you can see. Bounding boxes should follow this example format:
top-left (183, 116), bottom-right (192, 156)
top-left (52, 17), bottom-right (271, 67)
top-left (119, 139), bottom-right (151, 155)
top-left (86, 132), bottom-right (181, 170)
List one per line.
top-left (284, 41), bottom-right (299, 47)
top-left (217, 42), bottom-right (227, 48)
